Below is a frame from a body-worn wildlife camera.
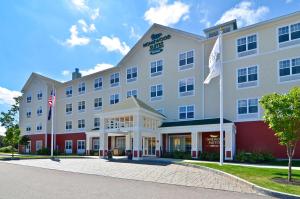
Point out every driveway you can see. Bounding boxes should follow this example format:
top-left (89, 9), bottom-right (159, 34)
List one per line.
top-left (0, 161), bottom-right (271, 199)
top-left (4, 157), bottom-right (262, 195)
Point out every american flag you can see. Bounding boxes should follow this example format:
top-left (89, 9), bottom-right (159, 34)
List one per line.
top-left (48, 90), bottom-right (56, 120)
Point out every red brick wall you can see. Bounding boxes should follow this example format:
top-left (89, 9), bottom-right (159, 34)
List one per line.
top-left (55, 132), bottom-right (86, 153)
top-left (236, 121), bottom-right (300, 159)
top-left (21, 134), bottom-right (46, 153)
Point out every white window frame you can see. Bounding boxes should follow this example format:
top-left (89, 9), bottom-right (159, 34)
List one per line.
top-left (65, 140), bottom-right (72, 154)
top-left (26, 110), bottom-right (32, 118)
top-left (78, 101), bottom-right (85, 112)
top-left (278, 57), bottom-right (300, 83)
top-left (92, 138), bottom-right (99, 151)
top-left (66, 103), bottom-right (72, 115)
top-left (78, 119), bottom-right (85, 129)
top-left (37, 106), bottom-right (43, 116)
top-left (178, 50), bottom-right (194, 71)
top-left (236, 65), bottom-right (259, 89)
top-left (178, 77), bottom-right (195, 97)
top-left (26, 125), bottom-right (31, 132)
top-left (277, 21), bottom-right (300, 48)
top-left (65, 86), bottom-right (72, 97)
top-left (94, 77), bottom-right (103, 90)
top-left (94, 97), bottom-right (102, 110)
top-left (94, 118), bottom-right (100, 128)
top-left (178, 105), bottom-right (195, 120)
top-left (236, 98), bottom-right (260, 121)
top-left (78, 82), bottom-right (86, 94)
top-left (150, 84), bottom-right (163, 101)
top-left (127, 89), bottom-right (138, 98)
top-left (36, 140), bottom-right (43, 151)
top-left (110, 93), bottom-right (120, 105)
top-left (26, 95), bottom-right (32, 103)
top-left (236, 33), bottom-right (258, 58)
top-left (110, 72), bottom-right (120, 87)
top-left (37, 91), bottom-right (43, 100)
top-left (36, 123), bottom-right (42, 131)
top-left (65, 121), bottom-right (72, 131)
top-left (150, 60), bottom-right (163, 77)
top-left (126, 67), bottom-right (138, 83)
top-left (77, 140), bottom-right (85, 154)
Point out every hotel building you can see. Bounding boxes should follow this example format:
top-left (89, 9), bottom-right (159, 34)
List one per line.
top-left (19, 12), bottom-right (300, 160)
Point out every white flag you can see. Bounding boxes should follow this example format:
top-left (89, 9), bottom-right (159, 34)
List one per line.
top-left (204, 34), bottom-right (221, 84)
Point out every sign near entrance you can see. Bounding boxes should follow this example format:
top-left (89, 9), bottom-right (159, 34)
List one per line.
top-left (205, 134), bottom-right (220, 148)
top-left (143, 33), bottom-right (171, 55)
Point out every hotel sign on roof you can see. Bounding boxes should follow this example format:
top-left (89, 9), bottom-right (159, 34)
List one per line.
top-left (143, 33), bottom-right (171, 55)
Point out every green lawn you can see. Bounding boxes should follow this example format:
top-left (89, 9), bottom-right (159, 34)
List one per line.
top-left (0, 155), bottom-right (86, 160)
top-left (189, 162), bottom-right (300, 196)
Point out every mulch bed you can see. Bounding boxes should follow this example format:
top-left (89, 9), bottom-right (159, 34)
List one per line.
top-left (272, 177), bottom-right (300, 186)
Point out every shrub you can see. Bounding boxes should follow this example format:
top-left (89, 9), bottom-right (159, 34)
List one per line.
top-left (0, 146), bottom-right (17, 153)
top-left (162, 152), bottom-right (173, 158)
top-left (173, 151), bottom-right (192, 159)
top-left (36, 148), bottom-right (60, 155)
top-left (199, 151), bottom-right (220, 161)
top-left (235, 151), bottom-right (275, 163)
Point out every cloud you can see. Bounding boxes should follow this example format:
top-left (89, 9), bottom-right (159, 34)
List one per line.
top-left (216, 1), bottom-right (269, 27)
top-left (80, 63), bottom-right (114, 76)
top-left (0, 126), bottom-right (5, 136)
top-left (70, 0), bottom-right (100, 20)
top-left (90, 8), bottom-right (100, 20)
top-left (78, 19), bottom-right (96, 33)
top-left (62, 70), bottom-right (71, 76)
top-left (98, 36), bottom-right (130, 55)
top-left (0, 86), bottom-right (21, 106)
top-left (64, 25), bottom-right (90, 47)
top-left (70, 0), bottom-right (88, 10)
top-left (144, 0), bottom-right (190, 26)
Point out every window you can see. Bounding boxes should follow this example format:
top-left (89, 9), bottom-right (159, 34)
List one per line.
top-left (279, 58), bottom-right (300, 82)
top-left (78, 101), bottom-right (85, 112)
top-left (179, 50), bottom-right (194, 70)
top-left (127, 89), bottom-right (137, 98)
top-left (66, 121), bottom-right (72, 130)
top-left (237, 34), bottom-right (257, 57)
top-left (93, 138), bottom-right (99, 150)
top-left (77, 140), bottom-right (85, 150)
top-left (237, 98), bottom-right (259, 120)
top-left (179, 78), bottom-right (194, 96)
top-left (94, 77), bottom-right (103, 90)
top-left (26, 95), bottom-right (32, 103)
top-left (65, 140), bottom-right (72, 150)
top-left (66, 103), bottom-right (72, 114)
top-left (237, 66), bottom-right (258, 88)
top-left (94, 98), bottom-right (102, 110)
top-left (78, 119), bottom-right (85, 129)
top-left (94, 118), bottom-right (100, 128)
top-left (65, 86), bottom-right (72, 97)
top-left (36, 140), bottom-right (43, 151)
top-left (179, 105), bottom-right (194, 120)
top-left (78, 82), bottom-right (85, 94)
top-left (37, 106), bottom-right (42, 116)
top-left (26, 111), bottom-right (31, 118)
top-left (150, 60), bottom-right (163, 77)
top-left (150, 84), bottom-right (163, 101)
top-left (36, 123), bottom-right (42, 131)
top-left (37, 91), bottom-right (42, 100)
top-left (278, 23), bottom-right (300, 47)
top-left (110, 94), bottom-right (119, 105)
top-left (110, 72), bottom-right (120, 87)
top-left (26, 126), bottom-right (31, 132)
top-left (127, 67), bottom-right (137, 82)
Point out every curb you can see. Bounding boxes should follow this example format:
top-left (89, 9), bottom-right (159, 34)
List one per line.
top-left (178, 162), bottom-right (300, 199)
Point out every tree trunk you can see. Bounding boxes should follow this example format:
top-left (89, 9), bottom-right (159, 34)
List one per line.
top-left (287, 145), bottom-right (295, 182)
top-left (288, 155), bottom-right (292, 182)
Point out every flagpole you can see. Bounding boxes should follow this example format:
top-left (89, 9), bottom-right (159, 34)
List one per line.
top-left (51, 85), bottom-right (54, 157)
top-left (219, 30), bottom-right (224, 166)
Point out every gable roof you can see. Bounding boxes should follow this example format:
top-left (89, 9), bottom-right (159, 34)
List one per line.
top-left (21, 72), bottom-right (62, 93)
top-left (160, 118), bottom-right (232, 128)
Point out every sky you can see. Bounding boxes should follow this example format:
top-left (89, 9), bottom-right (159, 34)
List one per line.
top-left (0, 0), bottom-right (299, 135)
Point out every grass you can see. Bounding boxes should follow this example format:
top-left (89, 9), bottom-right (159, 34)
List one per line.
top-left (189, 162), bottom-right (300, 196)
top-left (0, 154), bottom-right (86, 160)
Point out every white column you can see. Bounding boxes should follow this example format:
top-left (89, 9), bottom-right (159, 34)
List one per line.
top-left (125, 133), bottom-right (132, 151)
top-left (191, 131), bottom-right (199, 159)
top-left (133, 113), bottom-right (142, 160)
top-left (86, 134), bottom-right (90, 155)
top-left (224, 128), bottom-right (234, 160)
top-left (99, 133), bottom-right (108, 158)
top-left (155, 132), bottom-right (162, 157)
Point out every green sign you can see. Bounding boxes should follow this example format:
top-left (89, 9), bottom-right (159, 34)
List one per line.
top-left (143, 33), bottom-right (171, 55)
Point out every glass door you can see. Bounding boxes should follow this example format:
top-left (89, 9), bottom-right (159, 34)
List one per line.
top-left (144, 137), bottom-right (156, 156)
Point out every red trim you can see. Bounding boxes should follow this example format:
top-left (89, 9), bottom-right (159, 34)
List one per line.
top-left (192, 151), bottom-right (197, 158)
top-left (134, 150), bottom-right (138, 157)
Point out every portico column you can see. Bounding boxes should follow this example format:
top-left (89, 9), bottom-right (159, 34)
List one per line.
top-left (86, 134), bottom-right (90, 155)
top-left (155, 132), bottom-right (162, 157)
top-left (225, 126), bottom-right (235, 160)
top-left (133, 113), bottom-right (142, 160)
top-left (125, 133), bottom-right (132, 154)
top-left (99, 133), bottom-right (108, 158)
top-left (191, 131), bottom-right (199, 159)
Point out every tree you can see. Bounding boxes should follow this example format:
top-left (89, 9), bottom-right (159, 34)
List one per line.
top-left (0, 135), bottom-right (4, 147)
top-left (0, 96), bottom-right (23, 157)
top-left (260, 87), bottom-right (300, 182)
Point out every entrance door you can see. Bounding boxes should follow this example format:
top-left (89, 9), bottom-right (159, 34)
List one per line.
top-left (25, 141), bottom-right (31, 153)
top-left (143, 137), bottom-right (156, 156)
